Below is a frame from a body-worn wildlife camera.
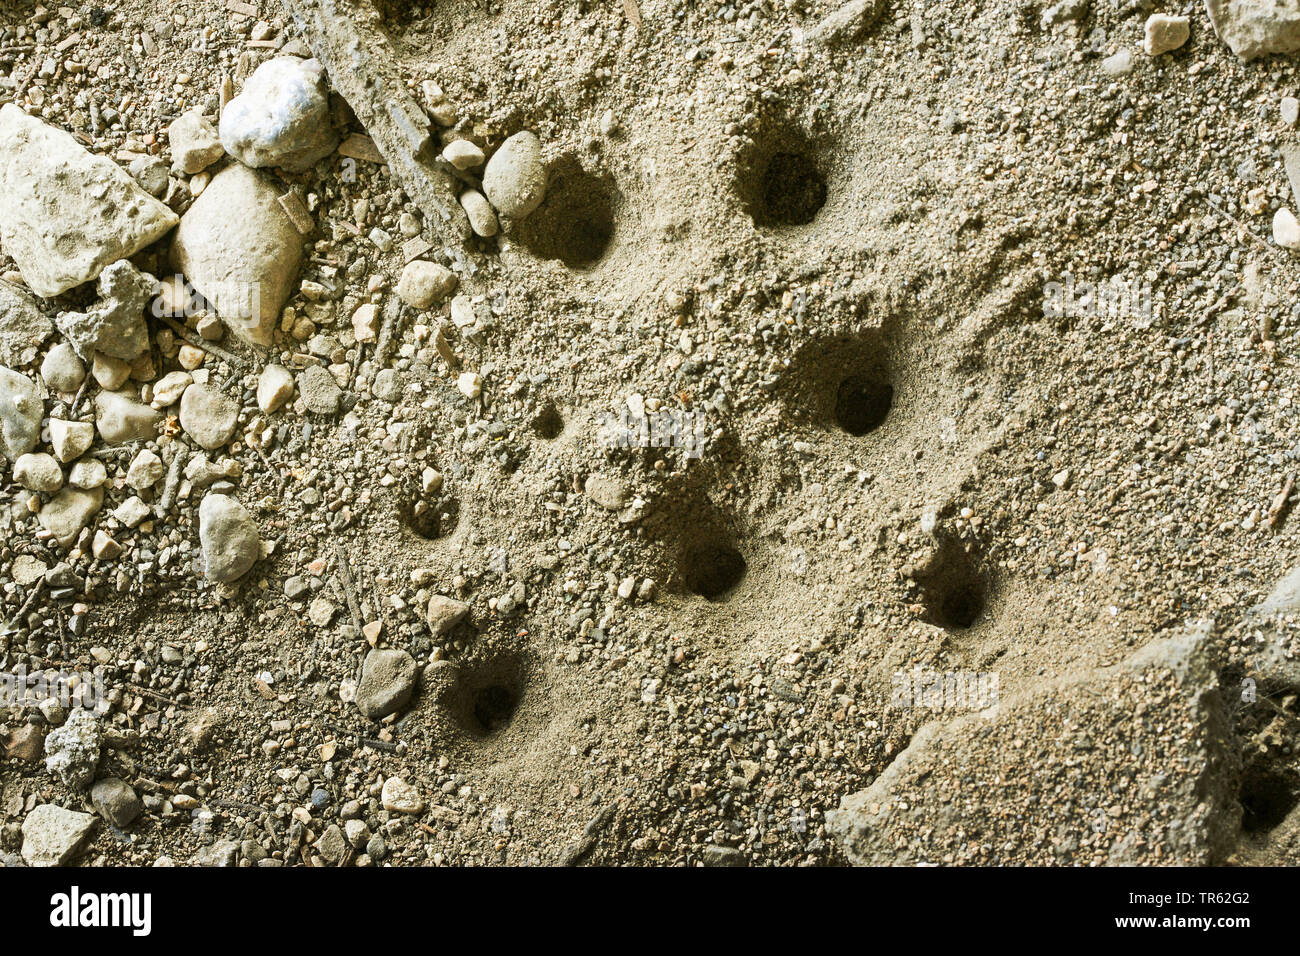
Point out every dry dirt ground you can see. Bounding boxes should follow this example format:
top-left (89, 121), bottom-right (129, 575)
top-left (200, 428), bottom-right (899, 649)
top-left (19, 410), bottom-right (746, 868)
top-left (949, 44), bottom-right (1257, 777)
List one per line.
top-left (2, 0), bottom-right (1300, 867)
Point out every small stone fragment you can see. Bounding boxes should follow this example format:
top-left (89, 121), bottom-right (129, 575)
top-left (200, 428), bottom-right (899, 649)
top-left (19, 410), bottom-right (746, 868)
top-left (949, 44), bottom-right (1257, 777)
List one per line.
top-left (218, 57), bottom-right (339, 172)
top-left (49, 419), bottom-right (94, 463)
top-left (168, 108), bottom-right (224, 174)
top-left (14, 452), bottom-right (63, 493)
top-left (381, 776), bottom-right (424, 814)
top-left (396, 260), bottom-right (458, 309)
top-left (21, 804), bottom-right (96, 867)
top-left (459, 189), bottom-right (499, 238)
top-left (356, 648), bottom-right (419, 720)
top-left (426, 595), bottom-right (470, 636)
top-left (0, 366), bottom-right (42, 462)
top-left (179, 384), bottom-right (240, 450)
top-left (1144, 13), bottom-right (1190, 56)
top-left (43, 709), bottom-right (101, 790)
top-left (298, 364), bottom-right (342, 415)
top-left (257, 364), bottom-right (295, 413)
top-left (40, 343), bottom-right (85, 394)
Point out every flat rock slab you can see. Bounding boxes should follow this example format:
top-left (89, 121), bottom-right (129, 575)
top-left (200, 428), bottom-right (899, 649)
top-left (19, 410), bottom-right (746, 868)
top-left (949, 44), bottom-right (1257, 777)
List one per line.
top-left (21, 804), bottom-right (96, 866)
top-left (827, 624), bottom-right (1238, 865)
top-left (0, 104), bottom-right (178, 298)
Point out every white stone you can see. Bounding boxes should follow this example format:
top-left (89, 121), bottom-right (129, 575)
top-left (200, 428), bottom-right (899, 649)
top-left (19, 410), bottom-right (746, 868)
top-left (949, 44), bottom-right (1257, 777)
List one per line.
top-left (443, 139), bottom-right (485, 170)
top-left (1144, 14), bottom-right (1190, 56)
top-left (152, 371), bottom-right (193, 408)
top-left (126, 449), bottom-right (165, 491)
top-left (482, 131), bottom-right (547, 220)
top-left (14, 452), bottom-right (62, 492)
top-left (218, 57), bottom-right (339, 173)
top-left (114, 495), bottom-right (152, 528)
top-left (1275, 207), bottom-right (1300, 249)
top-left (47, 419), bottom-right (92, 464)
top-left (257, 364), bottom-right (295, 414)
top-left (456, 371), bottom-right (482, 399)
top-left (170, 163), bottom-right (304, 347)
top-left (68, 459), bottom-right (107, 489)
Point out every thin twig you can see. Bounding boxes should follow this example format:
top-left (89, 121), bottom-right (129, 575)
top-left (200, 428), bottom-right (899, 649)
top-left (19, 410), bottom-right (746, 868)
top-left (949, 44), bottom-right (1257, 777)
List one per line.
top-left (333, 542), bottom-right (365, 633)
top-left (159, 315), bottom-right (247, 370)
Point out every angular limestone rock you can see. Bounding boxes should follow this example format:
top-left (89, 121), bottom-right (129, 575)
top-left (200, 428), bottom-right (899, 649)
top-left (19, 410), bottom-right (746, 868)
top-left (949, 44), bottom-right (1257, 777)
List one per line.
top-left (38, 486), bottom-right (103, 547)
top-left (21, 804), bottom-right (96, 867)
top-left (0, 104), bottom-right (178, 298)
top-left (0, 281), bottom-right (54, 366)
top-left (55, 260), bottom-right (156, 361)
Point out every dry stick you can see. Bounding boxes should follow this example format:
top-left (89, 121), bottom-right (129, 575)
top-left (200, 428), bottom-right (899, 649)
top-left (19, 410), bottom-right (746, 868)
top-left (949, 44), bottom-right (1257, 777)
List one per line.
top-left (333, 542), bottom-right (366, 633)
top-left (252, 440), bottom-right (285, 496)
top-left (1268, 474), bottom-right (1296, 529)
top-left (1, 578), bottom-right (46, 636)
top-left (125, 683), bottom-right (189, 709)
top-left (1202, 195), bottom-right (1284, 259)
top-left (156, 447), bottom-right (189, 519)
top-left (321, 721), bottom-right (398, 752)
top-left (280, 0), bottom-right (471, 248)
top-left (374, 296), bottom-right (402, 370)
top-left (159, 315), bottom-right (246, 371)
top-left (67, 375), bottom-right (89, 417)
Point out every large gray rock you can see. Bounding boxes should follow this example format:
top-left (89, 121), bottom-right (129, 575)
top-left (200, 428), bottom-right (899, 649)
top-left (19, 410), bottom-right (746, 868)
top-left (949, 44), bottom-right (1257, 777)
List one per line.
top-left (482, 131), bottom-right (547, 220)
top-left (0, 281), bottom-right (53, 366)
top-left (95, 389), bottom-right (162, 444)
top-left (43, 708), bottom-right (101, 790)
top-left (170, 163), bottom-right (303, 347)
top-left (198, 493), bottom-right (261, 584)
top-left (179, 383), bottom-right (239, 450)
top-left (55, 260), bottom-right (156, 361)
top-left (0, 365), bottom-right (42, 462)
top-left (0, 103), bottom-right (179, 298)
top-left (356, 649), bottom-right (419, 720)
top-left (37, 486), bottom-right (103, 547)
top-left (218, 57), bottom-right (339, 173)
top-left (1206, 0), bottom-right (1300, 60)
top-left (21, 804), bottom-right (96, 866)
top-left (827, 624), bottom-right (1238, 865)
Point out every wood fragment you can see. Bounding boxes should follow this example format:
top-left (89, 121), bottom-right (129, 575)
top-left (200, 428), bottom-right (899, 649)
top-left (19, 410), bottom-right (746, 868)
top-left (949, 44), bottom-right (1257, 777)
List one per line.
top-left (333, 541), bottom-right (366, 633)
top-left (156, 447), bottom-right (189, 519)
top-left (159, 315), bottom-right (246, 371)
top-left (280, 0), bottom-right (470, 246)
top-left (402, 236), bottom-right (433, 262)
top-left (337, 133), bottom-right (384, 164)
top-left (226, 0), bottom-right (259, 17)
top-left (1268, 474), bottom-right (1295, 529)
top-left (219, 73), bottom-right (234, 114)
top-left (1, 578), bottom-right (47, 636)
top-left (277, 190), bottom-right (315, 235)
top-left (623, 0), bottom-right (641, 28)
